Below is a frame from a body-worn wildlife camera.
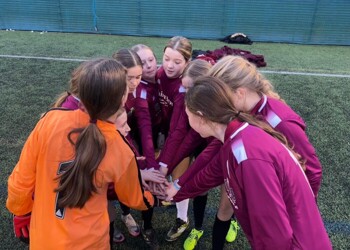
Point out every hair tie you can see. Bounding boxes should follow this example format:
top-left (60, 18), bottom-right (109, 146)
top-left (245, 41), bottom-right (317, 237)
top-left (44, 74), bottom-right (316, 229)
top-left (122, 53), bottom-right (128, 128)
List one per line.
top-left (235, 111), bottom-right (241, 118)
top-left (89, 119), bottom-right (97, 124)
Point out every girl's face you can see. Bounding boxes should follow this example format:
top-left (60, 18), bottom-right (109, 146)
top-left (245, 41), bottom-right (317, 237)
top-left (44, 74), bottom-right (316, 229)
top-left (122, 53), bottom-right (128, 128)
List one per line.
top-left (181, 76), bottom-right (194, 92)
top-left (185, 107), bottom-right (213, 138)
top-left (115, 111), bottom-right (130, 137)
top-left (126, 66), bottom-right (143, 93)
top-left (137, 48), bottom-right (157, 82)
top-left (162, 48), bottom-right (188, 79)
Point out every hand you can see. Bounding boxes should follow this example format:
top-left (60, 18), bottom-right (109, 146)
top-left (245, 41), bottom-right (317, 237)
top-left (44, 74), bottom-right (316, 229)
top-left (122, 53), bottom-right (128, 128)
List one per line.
top-left (13, 214), bottom-right (31, 244)
top-left (141, 168), bottom-right (167, 183)
top-left (166, 182), bottom-right (180, 201)
top-left (147, 181), bottom-right (168, 197)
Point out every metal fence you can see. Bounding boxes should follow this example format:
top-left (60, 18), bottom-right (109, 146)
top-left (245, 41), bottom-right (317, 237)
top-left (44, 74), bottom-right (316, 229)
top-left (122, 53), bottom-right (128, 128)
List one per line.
top-left (1, 0), bottom-right (349, 45)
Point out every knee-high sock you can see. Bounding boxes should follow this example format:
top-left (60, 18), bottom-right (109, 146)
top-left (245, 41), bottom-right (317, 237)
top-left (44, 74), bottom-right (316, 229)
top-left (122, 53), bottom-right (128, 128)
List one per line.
top-left (119, 202), bottom-right (130, 216)
top-left (212, 215), bottom-right (230, 250)
top-left (176, 199), bottom-right (189, 222)
top-left (109, 221), bottom-right (114, 249)
top-left (142, 207), bottom-right (154, 230)
top-left (193, 194), bottom-right (208, 230)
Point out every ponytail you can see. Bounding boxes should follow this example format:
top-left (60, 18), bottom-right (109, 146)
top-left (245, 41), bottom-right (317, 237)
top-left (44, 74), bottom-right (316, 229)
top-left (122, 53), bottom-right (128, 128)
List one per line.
top-left (56, 124), bottom-right (106, 208)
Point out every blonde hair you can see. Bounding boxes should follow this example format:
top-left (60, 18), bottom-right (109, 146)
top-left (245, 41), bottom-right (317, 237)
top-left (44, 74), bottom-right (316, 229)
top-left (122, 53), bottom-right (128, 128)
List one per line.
top-left (131, 44), bottom-right (156, 59)
top-left (209, 55), bottom-right (282, 100)
top-left (164, 36), bottom-right (192, 62)
top-left (183, 59), bottom-right (212, 80)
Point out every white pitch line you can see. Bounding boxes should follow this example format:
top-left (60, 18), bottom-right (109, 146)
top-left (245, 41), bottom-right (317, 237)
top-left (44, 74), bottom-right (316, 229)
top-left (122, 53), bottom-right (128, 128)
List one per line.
top-left (261, 70), bottom-right (350, 78)
top-left (0, 54), bottom-right (87, 62)
top-left (1, 54), bottom-right (350, 78)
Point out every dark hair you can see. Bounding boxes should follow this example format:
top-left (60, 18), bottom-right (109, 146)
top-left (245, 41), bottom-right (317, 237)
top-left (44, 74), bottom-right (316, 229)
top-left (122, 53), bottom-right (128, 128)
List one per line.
top-left (185, 76), bottom-right (305, 169)
top-left (55, 58), bottom-right (127, 208)
top-left (112, 48), bottom-right (142, 69)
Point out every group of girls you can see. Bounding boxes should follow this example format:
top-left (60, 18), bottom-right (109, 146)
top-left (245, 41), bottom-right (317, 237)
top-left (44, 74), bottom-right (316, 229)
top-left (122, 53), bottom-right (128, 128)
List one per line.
top-left (6, 35), bottom-right (332, 250)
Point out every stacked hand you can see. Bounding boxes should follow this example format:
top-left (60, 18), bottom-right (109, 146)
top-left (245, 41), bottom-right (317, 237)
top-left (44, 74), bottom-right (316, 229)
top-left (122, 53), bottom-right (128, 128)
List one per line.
top-left (13, 214), bottom-right (31, 244)
top-left (140, 168), bottom-right (167, 190)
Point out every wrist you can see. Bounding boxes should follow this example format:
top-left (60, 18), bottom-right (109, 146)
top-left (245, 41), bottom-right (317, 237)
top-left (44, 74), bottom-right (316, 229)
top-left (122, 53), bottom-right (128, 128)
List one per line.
top-left (173, 179), bottom-right (181, 191)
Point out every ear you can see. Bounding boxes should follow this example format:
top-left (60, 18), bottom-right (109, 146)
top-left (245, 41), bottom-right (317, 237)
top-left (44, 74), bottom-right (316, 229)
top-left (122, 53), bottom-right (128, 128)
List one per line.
top-left (234, 87), bottom-right (246, 99)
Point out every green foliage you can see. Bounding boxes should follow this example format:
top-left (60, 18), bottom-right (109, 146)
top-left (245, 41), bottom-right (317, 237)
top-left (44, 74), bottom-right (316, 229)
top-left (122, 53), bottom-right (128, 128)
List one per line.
top-left (0, 31), bottom-right (349, 250)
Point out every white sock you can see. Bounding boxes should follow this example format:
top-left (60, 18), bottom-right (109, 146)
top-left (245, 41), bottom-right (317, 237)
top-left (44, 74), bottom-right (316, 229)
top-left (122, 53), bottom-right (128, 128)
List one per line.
top-left (176, 199), bottom-right (189, 222)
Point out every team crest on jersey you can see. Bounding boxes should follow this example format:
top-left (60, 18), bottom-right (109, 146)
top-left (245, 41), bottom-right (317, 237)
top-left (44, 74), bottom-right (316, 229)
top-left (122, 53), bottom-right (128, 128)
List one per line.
top-left (159, 91), bottom-right (173, 107)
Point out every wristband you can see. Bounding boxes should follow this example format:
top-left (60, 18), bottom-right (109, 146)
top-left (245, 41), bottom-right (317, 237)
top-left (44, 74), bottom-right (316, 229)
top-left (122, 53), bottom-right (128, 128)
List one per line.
top-left (173, 179), bottom-right (181, 191)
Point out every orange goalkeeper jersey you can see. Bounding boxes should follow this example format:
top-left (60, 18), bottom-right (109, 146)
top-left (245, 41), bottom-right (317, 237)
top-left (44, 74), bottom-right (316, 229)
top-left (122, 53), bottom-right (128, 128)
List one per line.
top-left (7, 109), bottom-right (154, 250)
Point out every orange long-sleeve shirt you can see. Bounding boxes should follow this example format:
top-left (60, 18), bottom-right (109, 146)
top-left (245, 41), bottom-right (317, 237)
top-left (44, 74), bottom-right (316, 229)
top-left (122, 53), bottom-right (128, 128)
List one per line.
top-left (7, 109), bottom-right (154, 249)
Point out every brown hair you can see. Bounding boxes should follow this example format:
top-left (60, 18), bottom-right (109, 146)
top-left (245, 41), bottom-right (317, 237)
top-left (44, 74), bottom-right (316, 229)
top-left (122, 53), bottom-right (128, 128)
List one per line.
top-left (185, 76), bottom-right (305, 169)
top-left (55, 58), bottom-right (127, 208)
top-left (164, 36), bottom-right (192, 62)
top-left (183, 59), bottom-right (212, 80)
top-left (52, 65), bottom-right (82, 108)
top-left (209, 55), bottom-right (282, 100)
top-left (112, 48), bottom-right (142, 69)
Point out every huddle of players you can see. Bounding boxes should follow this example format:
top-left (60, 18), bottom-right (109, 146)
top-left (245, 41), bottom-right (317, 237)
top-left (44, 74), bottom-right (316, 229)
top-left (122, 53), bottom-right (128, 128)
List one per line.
top-left (7, 36), bottom-right (332, 250)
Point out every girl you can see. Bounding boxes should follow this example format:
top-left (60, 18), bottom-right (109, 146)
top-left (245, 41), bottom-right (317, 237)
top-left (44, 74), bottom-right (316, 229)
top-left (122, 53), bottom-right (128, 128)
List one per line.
top-left (174, 59), bottom-right (214, 250)
top-left (210, 55), bottom-right (322, 197)
top-left (6, 58), bottom-right (154, 250)
top-left (52, 67), bottom-right (127, 247)
top-left (156, 36), bottom-right (192, 242)
top-left (174, 55), bottom-right (324, 249)
top-left (130, 44), bottom-right (162, 170)
top-left (113, 48), bottom-right (165, 248)
top-left (176, 59), bottom-right (238, 250)
top-left (170, 76), bottom-right (332, 249)
top-left (111, 48), bottom-right (146, 237)
top-left (114, 107), bottom-right (166, 249)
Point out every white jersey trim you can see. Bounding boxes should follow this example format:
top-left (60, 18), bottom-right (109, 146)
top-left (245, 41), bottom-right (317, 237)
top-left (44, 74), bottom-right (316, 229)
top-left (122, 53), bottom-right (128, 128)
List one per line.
top-left (229, 122), bottom-right (249, 140)
top-left (258, 94), bottom-right (268, 113)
